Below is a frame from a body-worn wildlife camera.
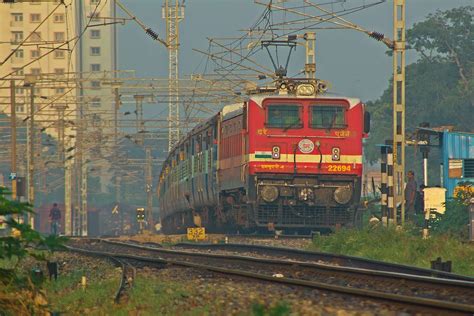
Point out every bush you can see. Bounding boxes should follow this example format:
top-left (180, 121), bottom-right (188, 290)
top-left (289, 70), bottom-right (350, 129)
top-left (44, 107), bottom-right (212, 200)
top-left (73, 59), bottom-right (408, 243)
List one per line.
top-left (0, 187), bottom-right (67, 314)
top-left (430, 182), bottom-right (473, 239)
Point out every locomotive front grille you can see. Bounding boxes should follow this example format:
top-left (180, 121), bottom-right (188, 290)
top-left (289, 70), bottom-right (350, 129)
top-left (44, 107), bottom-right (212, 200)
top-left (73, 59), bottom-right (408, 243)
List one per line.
top-left (256, 204), bottom-right (351, 227)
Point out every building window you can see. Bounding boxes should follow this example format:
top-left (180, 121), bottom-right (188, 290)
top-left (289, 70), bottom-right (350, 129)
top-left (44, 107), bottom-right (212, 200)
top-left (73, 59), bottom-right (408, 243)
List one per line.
top-left (12, 31), bottom-right (23, 43)
top-left (55, 88), bottom-right (65, 94)
top-left (90, 47), bottom-right (101, 56)
top-left (53, 13), bottom-right (64, 23)
top-left (34, 87), bottom-right (41, 95)
top-left (90, 29), bottom-right (101, 39)
top-left (13, 49), bottom-right (24, 59)
top-left (15, 88), bottom-right (24, 95)
top-left (31, 50), bottom-right (40, 58)
top-left (91, 64), bottom-right (101, 72)
top-left (30, 13), bottom-right (41, 23)
top-left (31, 68), bottom-right (41, 75)
top-left (31, 32), bottom-right (41, 42)
top-left (54, 32), bottom-right (65, 42)
top-left (12, 68), bottom-right (24, 75)
top-left (16, 104), bottom-right (25, 113)
top-left (91, 81), bottom-right (101, 89)
top-left (54, 68), bottom-right (65, 75)
top-left (54, 50), bottom-right (65, 59)
top-left (91, 97), bottom-right (101, 107)
top-left (464, 159), bottom-right (474, 178)
top-left (11, 13), bottom-right (23, 22)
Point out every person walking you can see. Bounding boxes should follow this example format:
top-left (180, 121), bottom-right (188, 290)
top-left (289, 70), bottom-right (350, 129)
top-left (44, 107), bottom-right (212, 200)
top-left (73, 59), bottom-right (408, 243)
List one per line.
top-left (49, 203), bottom-right (61, 235)
top-left (404, 171), bottom-right (418, 222)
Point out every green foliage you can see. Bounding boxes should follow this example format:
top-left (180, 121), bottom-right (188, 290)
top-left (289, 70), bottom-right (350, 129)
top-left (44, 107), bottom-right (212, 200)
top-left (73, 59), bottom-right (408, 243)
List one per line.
top-left (365, 6), bottom-right (474, 164)
top-left (310, 226), bottom-right (474, 276)
top-left (430, 182), bottom-right (473, 239)
top-left (0, 186), bottom-right (67, 314)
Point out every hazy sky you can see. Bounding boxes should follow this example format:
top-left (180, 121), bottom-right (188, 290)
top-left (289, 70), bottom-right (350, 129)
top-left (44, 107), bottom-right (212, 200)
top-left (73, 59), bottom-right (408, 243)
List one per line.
top-left (117, 0), bottom-right (472, 102)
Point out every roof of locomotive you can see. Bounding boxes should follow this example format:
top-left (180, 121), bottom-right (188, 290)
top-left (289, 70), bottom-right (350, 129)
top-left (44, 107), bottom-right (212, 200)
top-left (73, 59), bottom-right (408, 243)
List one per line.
top-left (220, 93), bottom-right (362, 121)
top-left (250, 93), bottom-right (362, 109)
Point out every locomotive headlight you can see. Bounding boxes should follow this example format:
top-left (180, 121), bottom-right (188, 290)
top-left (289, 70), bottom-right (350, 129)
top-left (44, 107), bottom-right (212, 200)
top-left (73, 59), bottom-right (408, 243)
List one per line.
top-left (272, 146), bottom-right (280, 159)
top-left (261, 185), bottom-right (279, 203)
top-left (298, 188), bottom-right (314, 201)
top-left (296, 84), bottom-right (315, 96)
top-left (334, 186), bottom-right (353, 204)
top-left (332, 147), bottom-right (340, 161)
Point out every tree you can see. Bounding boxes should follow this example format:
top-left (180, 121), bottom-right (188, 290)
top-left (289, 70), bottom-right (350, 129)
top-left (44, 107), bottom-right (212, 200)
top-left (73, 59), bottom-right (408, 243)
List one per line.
top-left (408, 6), bottom-right (474, 103)
top-left (365, 6), bottom-right (474, 167)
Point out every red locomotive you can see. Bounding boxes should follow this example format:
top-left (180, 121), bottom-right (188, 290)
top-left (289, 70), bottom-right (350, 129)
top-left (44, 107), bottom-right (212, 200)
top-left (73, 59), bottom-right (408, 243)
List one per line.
top-left (158, 78), bottom-right (370, 234)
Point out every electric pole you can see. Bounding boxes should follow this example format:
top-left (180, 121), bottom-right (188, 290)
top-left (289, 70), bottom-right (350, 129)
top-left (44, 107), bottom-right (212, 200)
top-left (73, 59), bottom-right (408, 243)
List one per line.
top-left (134, 95), bottom-right (145, 146)
top-left (25, 76), bottom-right (36, 227)
top-left (163, 0), bottom-right (185, 151)
top-left (10, 81), bottom-right (17, 201)
top-left (391, 0), bottom-right (406, 225)
top-left (145, 146), bottom-right (153, 231)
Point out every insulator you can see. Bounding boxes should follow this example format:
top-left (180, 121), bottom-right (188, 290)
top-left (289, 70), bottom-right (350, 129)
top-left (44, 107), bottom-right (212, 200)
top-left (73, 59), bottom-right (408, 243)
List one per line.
top-left (145, 28), bottom-right (159, 41)
top-left (369, 31), bottom-right (385, 41)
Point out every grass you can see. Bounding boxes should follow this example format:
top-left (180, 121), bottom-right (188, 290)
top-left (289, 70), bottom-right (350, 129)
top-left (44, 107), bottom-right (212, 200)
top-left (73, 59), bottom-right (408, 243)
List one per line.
top-left (309, 226), bottom-right (474, 276)
top-left (44, 269), bottom-right (213, 315)
top-left (44, 268), bottom-right (119, 314)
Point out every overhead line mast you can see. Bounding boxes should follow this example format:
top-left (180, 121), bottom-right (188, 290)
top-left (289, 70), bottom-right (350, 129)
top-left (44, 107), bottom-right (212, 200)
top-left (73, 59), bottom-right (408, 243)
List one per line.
top-left (163, 0), bottom-right (185, 151)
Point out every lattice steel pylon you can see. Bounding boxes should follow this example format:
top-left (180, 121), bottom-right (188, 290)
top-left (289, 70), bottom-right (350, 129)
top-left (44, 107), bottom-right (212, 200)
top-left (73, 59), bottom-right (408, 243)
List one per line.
top-left (391, 0), bottom-right (406, 225)
top-left (163, 0), bottom-right (185, 151)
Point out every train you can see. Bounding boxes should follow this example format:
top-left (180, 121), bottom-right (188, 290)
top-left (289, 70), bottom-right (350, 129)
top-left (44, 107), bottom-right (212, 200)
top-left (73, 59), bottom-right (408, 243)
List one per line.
top-left (158, 78), bottom-right (370, 234)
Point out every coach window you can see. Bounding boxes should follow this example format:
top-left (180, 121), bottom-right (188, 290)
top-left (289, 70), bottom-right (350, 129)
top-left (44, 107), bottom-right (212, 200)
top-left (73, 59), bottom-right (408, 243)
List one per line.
top-left (206, 130), bottom-right (211, 150)
top-left (197, 134), bottom-right (202, 153)
top-left (310, 105), bottom-right (346, 129)
top-left (266, 104), bottom-right (302, 129)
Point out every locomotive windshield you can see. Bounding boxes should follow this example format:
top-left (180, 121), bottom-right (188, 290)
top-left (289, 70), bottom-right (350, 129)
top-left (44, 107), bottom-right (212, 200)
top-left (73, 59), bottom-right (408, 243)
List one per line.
top-left (266, 104), bottom-right (302, 129)
top-left (310, 105), bottom-right (346, 129)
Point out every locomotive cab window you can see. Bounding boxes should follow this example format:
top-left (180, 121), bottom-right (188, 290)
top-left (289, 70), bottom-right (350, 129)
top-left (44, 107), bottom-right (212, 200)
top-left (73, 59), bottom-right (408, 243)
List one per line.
top-left (266, 104), bottom-right (302, 129)
top-left (310, 105), bottom-right (346, 129)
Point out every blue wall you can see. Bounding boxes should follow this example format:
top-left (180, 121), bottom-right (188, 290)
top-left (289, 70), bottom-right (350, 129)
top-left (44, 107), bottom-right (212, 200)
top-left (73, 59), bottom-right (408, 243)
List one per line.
top-left (441, 131), bottom-right (474, 196)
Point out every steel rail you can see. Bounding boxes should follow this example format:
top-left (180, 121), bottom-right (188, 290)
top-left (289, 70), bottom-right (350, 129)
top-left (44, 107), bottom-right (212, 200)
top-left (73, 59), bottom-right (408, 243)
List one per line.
top-left (109, 257), bottom-right (135, 304)
top-left (173, 242), bottom-right (474, 282)
top-left (102, 240), bottom-right (474, 289)
top-left (66, 245), bottom-right (474, 314)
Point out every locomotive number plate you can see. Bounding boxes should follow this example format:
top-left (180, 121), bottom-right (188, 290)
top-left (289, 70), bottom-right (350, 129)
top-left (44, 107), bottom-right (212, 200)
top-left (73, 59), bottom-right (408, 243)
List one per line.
top-left (187, 227), bottom-right (206, 241)
top-left (327, 164), bottom-right (352, 172)
top-left (298, 139), bottom-right (314, 153)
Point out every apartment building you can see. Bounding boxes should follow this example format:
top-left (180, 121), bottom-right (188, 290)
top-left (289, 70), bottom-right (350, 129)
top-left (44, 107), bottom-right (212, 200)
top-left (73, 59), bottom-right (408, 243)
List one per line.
top-left (0, 1), bottom-right (76, 134)
top-left (0, 0), bottom-right (117, 138)
top-left (75, 0), bottom-right (117, 118)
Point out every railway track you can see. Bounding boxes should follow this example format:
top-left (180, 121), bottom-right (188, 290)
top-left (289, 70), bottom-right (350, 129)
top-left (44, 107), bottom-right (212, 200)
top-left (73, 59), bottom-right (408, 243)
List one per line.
top-left (110, 257), bottom-right (136, 304)
top-left (67, 239), bottom-right (474, 314)
top-left (173, 242), bottom-right (474, 281)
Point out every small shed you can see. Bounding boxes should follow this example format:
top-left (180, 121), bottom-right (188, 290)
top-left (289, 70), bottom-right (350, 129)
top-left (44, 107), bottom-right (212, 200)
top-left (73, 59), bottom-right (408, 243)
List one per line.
top-left (416, 128), bottom-right (474, 197)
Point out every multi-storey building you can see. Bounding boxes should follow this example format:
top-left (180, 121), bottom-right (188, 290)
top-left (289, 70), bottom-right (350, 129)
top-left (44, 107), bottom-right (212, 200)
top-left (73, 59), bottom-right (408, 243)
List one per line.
top-left (0, 1), bottom-right (78, 135)
top-left (0, 0), bottom-right (117, 132)
top-left (0, 1), bottom-right (117, 234)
